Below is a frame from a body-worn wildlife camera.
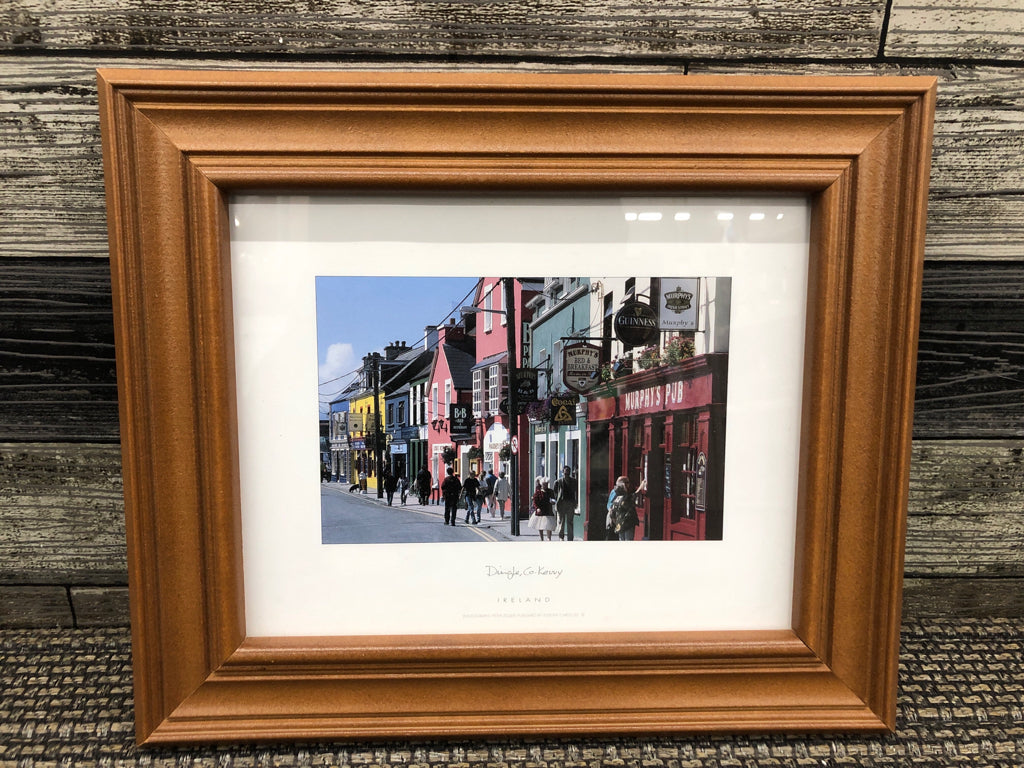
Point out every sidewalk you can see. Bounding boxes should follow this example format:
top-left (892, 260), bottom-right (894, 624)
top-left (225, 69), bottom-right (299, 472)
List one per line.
top-left (320, 482), bottom-right (583, 542)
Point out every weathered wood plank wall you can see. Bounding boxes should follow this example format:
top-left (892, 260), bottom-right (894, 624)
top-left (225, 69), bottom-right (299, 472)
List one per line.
top-left (1, 0), bottom-right (1022, 627)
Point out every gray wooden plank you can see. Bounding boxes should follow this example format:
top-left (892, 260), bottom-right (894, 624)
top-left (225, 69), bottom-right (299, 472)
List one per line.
top-left (0, 0), bottom-right (887, 59)
top-left (0, 444), bottom-right (125, 585)
top-left (0, 586), bottom-right (73, 628)
top-left (914, 264), bottom-right (1024, 439)
top-left (68, 586), bottom-right (129, 627)
top-left (0, 258), bottom-right (118, 442)
top-left (905, 441), bottom-right (1024, 578)
top-left (886, 0), bottom-right (1024, 60)
top-left (903, 578), bottom-right (1024, 618)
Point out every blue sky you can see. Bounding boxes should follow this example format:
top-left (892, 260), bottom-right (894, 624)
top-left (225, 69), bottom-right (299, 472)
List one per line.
top-left (316, 276), bottom-right (480, 415)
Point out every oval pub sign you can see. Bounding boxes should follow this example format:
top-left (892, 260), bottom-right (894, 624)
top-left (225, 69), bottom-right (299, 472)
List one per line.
top-left (613, 299), bottom-right (659, 347)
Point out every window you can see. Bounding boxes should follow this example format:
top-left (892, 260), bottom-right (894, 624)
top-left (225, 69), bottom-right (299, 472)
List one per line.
top-left (472, 369), bottom-right (483, 416)
top-left (484, 289), bottom-right (493, 333)
top-left (488, 363), bottom-right (502, 412)
top-left (431, 383), bottom-right (438, 421)
top-left (445, 379), bottom-right (452, 417)
top-left (397, 401), bottom-right (406, 425)
top-left (386, 403), bottom-right (393, 426)
top-left (499, 285), bottom-right (506, 326)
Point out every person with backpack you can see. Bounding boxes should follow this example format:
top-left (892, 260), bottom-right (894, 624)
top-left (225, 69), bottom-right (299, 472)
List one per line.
top-left (607, 475), bottom-right (646, 541)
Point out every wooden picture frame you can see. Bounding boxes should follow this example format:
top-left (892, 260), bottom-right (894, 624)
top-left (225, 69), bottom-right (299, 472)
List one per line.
top-left (97, 69), bottom-right (936, 744)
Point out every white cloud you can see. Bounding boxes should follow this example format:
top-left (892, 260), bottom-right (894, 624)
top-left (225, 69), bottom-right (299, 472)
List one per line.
top-left (319, 342), bottom-right (357, 386)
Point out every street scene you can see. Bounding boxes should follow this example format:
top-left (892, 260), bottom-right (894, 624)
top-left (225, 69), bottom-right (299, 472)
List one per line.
top-left (321, 482), bottom-right (531, 544)
top-left (319, 275), bottom-right (731, 544)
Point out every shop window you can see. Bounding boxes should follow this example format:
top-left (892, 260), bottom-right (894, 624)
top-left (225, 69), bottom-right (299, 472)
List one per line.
top-left (472, 369), bottom-right (483, 416)
top-left (488, 363), bottom-right (503, 412)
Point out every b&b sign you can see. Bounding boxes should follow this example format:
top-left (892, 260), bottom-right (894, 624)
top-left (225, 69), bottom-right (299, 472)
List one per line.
top-left (449, 403), bottom-right (473, 435)
top-left (562, 342), bottom-right (601, 394)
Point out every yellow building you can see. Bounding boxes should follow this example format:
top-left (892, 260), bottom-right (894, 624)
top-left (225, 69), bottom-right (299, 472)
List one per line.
top-left (348, 390), bottom-right (385, 493)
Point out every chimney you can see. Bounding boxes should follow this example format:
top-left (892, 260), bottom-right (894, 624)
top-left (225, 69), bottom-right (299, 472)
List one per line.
top-left (438, 318), bottom-right (465, 343)
top-left (384, 340), bottom-right (404, 360)
top-left (424, 325), bottom-right (439, 350)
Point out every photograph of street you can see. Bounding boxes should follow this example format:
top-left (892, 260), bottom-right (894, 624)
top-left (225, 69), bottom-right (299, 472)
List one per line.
top-left (318, 276), bottom-right (731, 545)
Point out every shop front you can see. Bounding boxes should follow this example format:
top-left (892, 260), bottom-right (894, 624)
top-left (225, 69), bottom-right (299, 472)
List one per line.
top-left (584, 353), bottom-right (728, 541)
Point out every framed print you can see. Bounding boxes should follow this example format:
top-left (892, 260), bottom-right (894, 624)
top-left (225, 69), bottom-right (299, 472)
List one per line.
top-left (97, 70), bottom-right (936, 744)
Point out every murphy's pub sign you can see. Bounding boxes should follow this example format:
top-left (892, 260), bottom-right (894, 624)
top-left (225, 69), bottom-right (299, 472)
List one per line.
top-left (562, 341), bottom-right (601, 395)
top-left (660, 277), bottom-right (700, 332)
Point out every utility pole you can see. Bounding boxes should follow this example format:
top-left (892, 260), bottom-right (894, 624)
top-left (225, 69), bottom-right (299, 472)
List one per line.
top-left (503, 277), bottom-right (520, 536)
top-left (371, 352), bottom-right (384, 499)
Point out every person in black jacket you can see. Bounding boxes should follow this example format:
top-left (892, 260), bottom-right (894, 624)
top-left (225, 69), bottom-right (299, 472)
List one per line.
top-left (440, 466), bottom-right (462, 526)
top-left (462, 471), bottom-right (481, 524)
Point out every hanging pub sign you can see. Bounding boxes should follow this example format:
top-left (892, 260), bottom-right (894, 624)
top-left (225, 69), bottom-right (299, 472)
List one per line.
top-left (613, 299), bottom-right (659, 347)
top-left (348, 413), bottom-right (365, 433)
top-left (550, 394), bottom-right (580, 426)
top-left (449, 403), bottom-right (473, 435)
top-left (562, 341), bottom-right (602, 394)
top-left (660, 278), bottom-right (700, 331)
top-left (512, 368), bottom-right (539, 406)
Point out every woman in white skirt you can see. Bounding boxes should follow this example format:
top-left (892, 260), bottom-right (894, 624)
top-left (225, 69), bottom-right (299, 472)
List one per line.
top-left (529, 477), bottom-right (557, 541)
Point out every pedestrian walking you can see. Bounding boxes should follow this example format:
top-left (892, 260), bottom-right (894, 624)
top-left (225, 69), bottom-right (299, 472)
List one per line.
top-left (399, 476), bottom-right (408, 505)
top-left (482, 468), bottom-right (497, 517)
top-left (358, 469), bottom-right (367, 494)
top-left (494, 471), bottom-right (511, 519)
top-left (607, 475), bottom-right (646, 541)
top-left (415, 464), bottom-right (431, 505)
top-left (383, 469), bottom-right (398, 506)
top-left (554, 465), bottom-right (578, 541)
top-left (462, 471), bottom-right (481, 524)
top-left (441, 466), bottom-right (462, 526)
top-left (528, 477), bottom-right (557, 541)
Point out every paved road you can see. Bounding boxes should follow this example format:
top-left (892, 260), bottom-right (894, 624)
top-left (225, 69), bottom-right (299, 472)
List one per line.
top-left (321, 484), bottom-right (532, 544)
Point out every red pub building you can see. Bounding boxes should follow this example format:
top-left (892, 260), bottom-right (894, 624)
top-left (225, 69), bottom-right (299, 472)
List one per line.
top-left (584, 352), bottom-right (728, 541)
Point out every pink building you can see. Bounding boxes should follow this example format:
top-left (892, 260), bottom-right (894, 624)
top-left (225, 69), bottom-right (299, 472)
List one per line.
top-left (424, 319), bottom-right (476, 484)
top-left (466, 278), bottom-right (542, 507)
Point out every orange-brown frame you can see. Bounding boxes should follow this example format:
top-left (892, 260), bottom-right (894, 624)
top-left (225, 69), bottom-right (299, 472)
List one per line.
top-left (97, 69), bottom-right (936, 744)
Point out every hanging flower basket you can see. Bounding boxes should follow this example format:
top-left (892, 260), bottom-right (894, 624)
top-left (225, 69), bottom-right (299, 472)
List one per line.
top-left (525, 398), bottom-right (551, 422)
top-left (637, 345), bottom-right (661, 370)
top-left (498, 442), bottom-right (512, 461)
top-left (467, 446), bottom-right (483, 461)
top-left (441, 445), bottom-right (457, 465)
top-left (663, 336), bottom-right (696, 365)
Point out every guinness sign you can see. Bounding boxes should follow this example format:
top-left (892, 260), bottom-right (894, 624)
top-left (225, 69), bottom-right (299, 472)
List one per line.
top-left (613, 300), bottom-right (659, 347)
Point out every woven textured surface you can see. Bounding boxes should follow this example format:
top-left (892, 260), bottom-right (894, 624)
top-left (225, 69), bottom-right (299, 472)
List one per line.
top-left (2, 620), bottom-right (1022, 767)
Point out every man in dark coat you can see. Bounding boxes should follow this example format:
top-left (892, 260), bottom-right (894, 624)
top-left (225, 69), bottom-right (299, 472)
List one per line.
top-left (440, 466), bottom-right (462, 526)
top-left (554, 465), bottom-right (578, 541)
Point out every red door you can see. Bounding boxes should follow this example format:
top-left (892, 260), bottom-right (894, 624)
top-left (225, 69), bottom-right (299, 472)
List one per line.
top-left (665, 413), bottom-right (701, 540)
